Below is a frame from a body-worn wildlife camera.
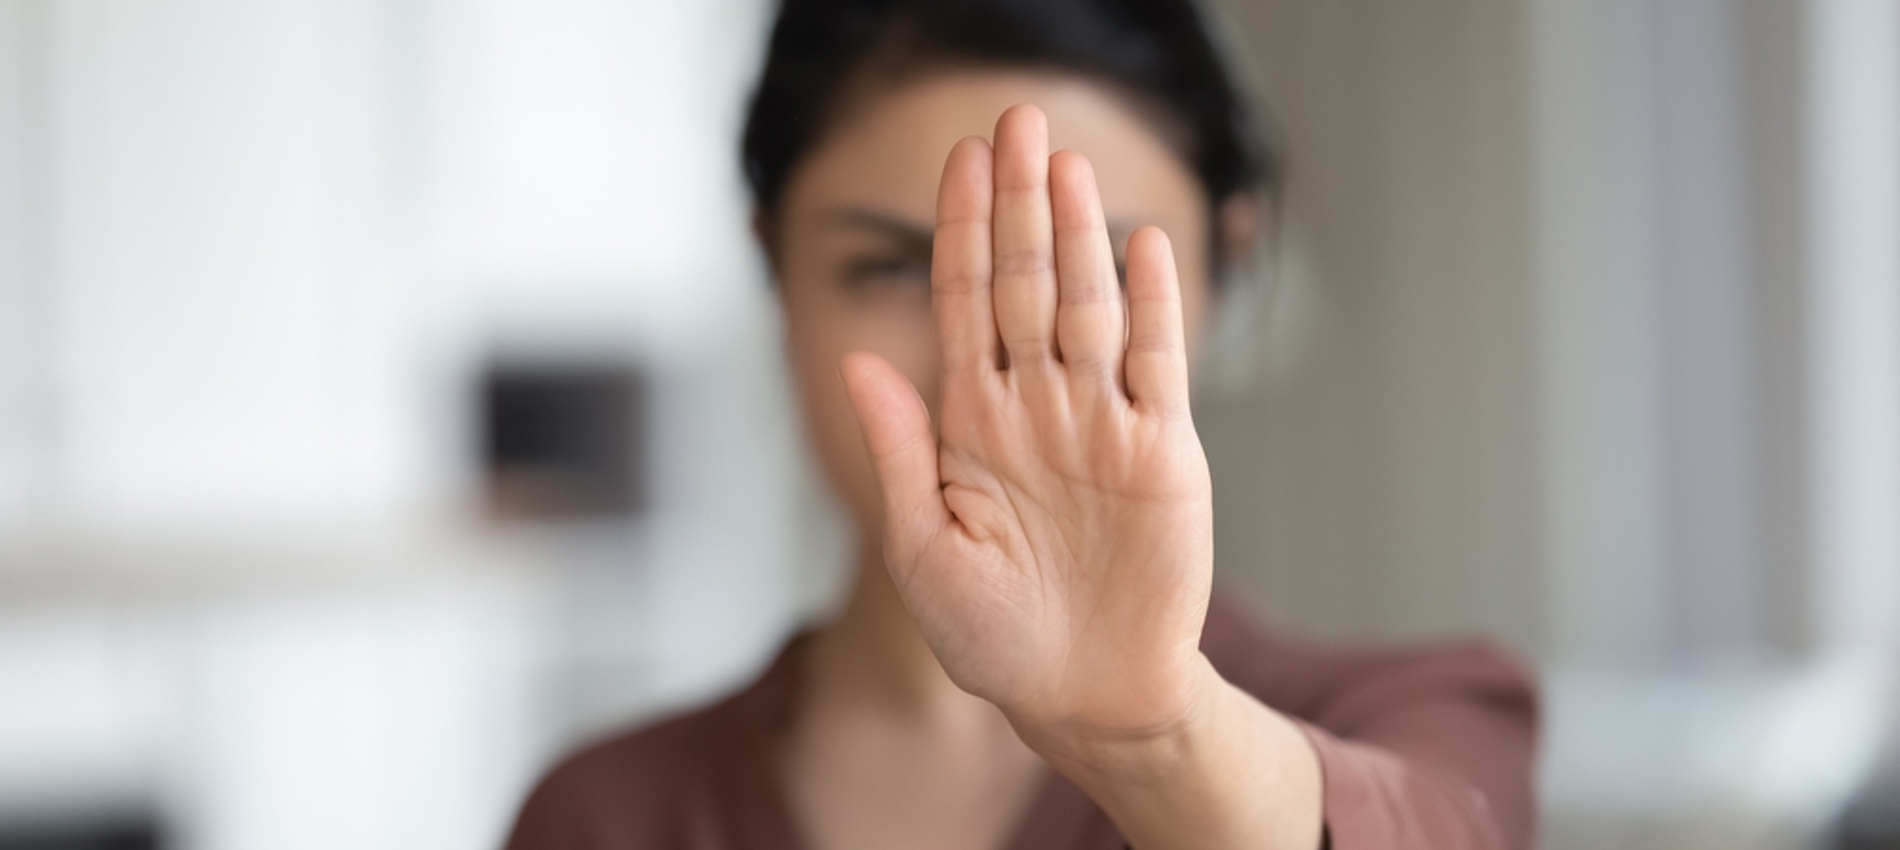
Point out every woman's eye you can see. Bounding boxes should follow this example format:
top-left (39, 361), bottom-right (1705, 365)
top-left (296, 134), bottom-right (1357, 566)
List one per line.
top-left (842, 256), bottom-right (931, 290)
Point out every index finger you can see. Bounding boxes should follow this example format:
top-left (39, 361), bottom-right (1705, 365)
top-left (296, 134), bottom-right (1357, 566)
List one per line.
top-left (934, 136), bottom-right (1000, 378)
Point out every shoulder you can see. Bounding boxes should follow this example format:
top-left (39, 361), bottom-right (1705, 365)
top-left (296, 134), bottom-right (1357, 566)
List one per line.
top-left (1199, 593), bottom-right (1541, 849)
top-left (502, 633), bottom-right (813, 850)
top-left (1199, 592), bottom-right (1538, 731)
top-left (504, 704), bottom-right (735, 850)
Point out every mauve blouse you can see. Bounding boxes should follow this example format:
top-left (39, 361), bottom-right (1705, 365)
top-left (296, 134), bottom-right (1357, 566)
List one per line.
top-left (503, 596), bottom-right (1539, 850)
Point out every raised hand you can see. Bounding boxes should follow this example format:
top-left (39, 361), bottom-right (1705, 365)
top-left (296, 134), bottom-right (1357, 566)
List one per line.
top-left (838, 104), bottom-right (1216, 747)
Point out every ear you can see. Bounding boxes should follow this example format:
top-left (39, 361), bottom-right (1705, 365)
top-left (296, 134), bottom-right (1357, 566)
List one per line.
top-left (1216, 194), bottom-right (1262, 269)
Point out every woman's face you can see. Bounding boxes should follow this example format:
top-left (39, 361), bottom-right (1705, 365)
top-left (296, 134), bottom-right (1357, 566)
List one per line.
top-left (771, 70), bottom-right (1215, 543)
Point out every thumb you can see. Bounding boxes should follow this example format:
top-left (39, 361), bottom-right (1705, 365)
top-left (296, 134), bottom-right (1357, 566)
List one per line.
top-left (839, 351), bottom-right (950, 569)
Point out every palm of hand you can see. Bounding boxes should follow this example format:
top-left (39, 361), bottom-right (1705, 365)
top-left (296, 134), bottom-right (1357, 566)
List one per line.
top-left (840, 105), bottom-right (1215, 742)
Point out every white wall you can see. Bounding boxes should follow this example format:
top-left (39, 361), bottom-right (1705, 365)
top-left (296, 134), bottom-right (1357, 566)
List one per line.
top-left (0, 0), bottom-right (837, 847)
top-left (1202, 0), bottom-right (1545, 651)
top-left (0, 0), bottom-right (424, 533)
top-left (1805, 0), bottom-right (1900, 656)
top-left (0, 0), bottom-right (49, 531)
top-left (1213, 1), bottom-right (1899, 846)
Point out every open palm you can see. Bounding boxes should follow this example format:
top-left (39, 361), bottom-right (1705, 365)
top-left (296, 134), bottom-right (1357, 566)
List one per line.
top-left (840, 105), bottom-right (1215, 742)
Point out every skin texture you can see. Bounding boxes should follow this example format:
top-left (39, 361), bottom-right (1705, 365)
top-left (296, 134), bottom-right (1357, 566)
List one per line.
top-left (771, 71), bottom-right (1320, 850)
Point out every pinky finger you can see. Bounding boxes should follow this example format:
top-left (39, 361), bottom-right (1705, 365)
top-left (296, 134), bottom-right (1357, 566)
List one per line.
top-left (1123, 227), bottom-right (1191, 416)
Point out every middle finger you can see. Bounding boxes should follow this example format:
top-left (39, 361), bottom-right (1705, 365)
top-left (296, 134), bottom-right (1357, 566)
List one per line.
top-left (990, 105), bottom-right (1059, 370)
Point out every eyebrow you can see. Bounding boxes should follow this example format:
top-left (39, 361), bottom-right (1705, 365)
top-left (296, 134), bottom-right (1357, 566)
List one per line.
top-left (821, 206), bottom-right (1144, 255)
top-left (820, 208), bottom-right (933, 254)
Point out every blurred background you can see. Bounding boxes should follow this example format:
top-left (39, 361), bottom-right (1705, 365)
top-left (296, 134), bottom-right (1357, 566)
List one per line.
top-left (0, 0), bottom-right (1894, 848)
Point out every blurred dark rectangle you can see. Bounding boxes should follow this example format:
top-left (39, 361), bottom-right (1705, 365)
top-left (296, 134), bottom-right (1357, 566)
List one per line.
top-left (0, 818), bottom-right (161, 850)
top-left (1836, 778), bottom-right (1900, 850)
top-left (482, 362), bottom-right (649, 521)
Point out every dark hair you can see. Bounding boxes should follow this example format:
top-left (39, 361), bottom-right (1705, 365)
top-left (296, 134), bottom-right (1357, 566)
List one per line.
top-left (740, 0), bottom-right (1277, 263)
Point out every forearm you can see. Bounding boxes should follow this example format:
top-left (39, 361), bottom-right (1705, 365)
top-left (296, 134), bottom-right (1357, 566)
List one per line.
top-left (1018, 654), bottom-right (1324, 850)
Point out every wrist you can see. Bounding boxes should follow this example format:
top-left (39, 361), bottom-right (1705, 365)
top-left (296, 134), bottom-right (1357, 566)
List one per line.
top-left (1012, 652), bottom-right (1232, 785)
top-left (1015, 655), bottom-right (1326, 850)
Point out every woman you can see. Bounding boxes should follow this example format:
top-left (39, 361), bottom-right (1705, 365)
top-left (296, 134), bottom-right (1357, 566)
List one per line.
top-left (505, 0), bottom-right (1537, 848)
